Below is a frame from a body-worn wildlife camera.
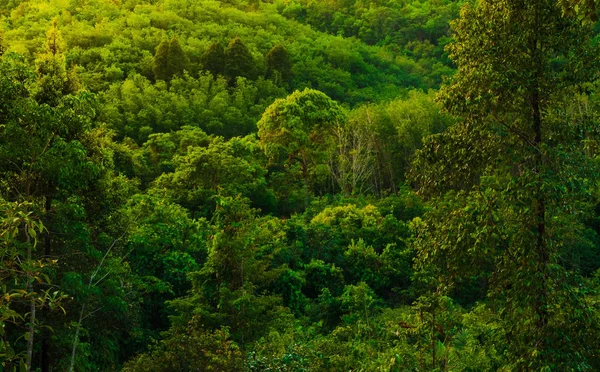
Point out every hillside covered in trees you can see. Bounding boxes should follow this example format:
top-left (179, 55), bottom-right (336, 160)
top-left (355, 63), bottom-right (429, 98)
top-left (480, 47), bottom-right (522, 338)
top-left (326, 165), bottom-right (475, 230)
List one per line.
top-left (1, 0), bottom-right (600, 370)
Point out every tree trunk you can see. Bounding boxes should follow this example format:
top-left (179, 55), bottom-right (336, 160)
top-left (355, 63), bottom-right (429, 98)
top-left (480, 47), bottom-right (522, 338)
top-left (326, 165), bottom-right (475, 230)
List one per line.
top-left (531, 85), bottom-right (548, 343)
top-left (44, 196), bottom-right (52, 257)
top-left (69, 305), bottom-right (86, 372)
top-left (25, 227), bottom-right (35, 372)
top-left (42, 196), bottom-right (52, 371)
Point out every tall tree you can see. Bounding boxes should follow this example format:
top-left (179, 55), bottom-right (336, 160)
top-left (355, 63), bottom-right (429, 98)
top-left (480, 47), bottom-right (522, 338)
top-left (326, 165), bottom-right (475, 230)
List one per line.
top-left (265, 44), bottom-right (292, 85)
top-left (35, 20), bottom-right (79, 106)
top-left (167, 196), bottom-right (287, 346)
top-left (153, 37), bottom-right (188, 82)
top-left (257, 89), bottom-right (345, 209)
top-left (224, 37), bottom-right (255, 84)
top-left (153, 39), bottom-right (170, 81)
top-left (0, 53), bottom-right (85, 371)
top-left (167, 37), bottom-right (187, 79)
top-left (410, 0), bottom-right (600, 369)
top-left (0, 52), bottom-right (135, 371)
top-left (0, 29), bottom-right (6, 56)
top-left (201, 42), bottom-right (225, 77)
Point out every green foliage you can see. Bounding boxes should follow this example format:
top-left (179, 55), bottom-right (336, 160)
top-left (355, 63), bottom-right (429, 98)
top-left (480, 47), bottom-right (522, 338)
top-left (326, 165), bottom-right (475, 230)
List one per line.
top-left (276, 0), bottom-right (461, 87)
top-left (99, 72), bottom-right (286, 142)
top-left (331, 91), bottom-right (453, 195)
top-left (0, 200), bottom-right (63, 369)
top-left (258, 88), bottom-right (345, 207)
top-left (35, 20), bottom-right (80, 105)
top-left (152, 39), bottom-right (170, 82)
top-left (122, 321), bottom-right (243, 372)
top-left (0, 0), bottom-right (439, 106)
top-left (152, 37), bottom-right (188, 82)
top-left (410, 0), bottom-right (600, 368)
top-left (0, 51), bottom-right (137, 371)
top-left (167, 37), bottom-right (188, 78)
top-left (302, 259), bottom-right (344, 298)
top-left (165, 196), bottom-right (293, 347)
top-left (3, 0), bottom-right (599, 370)
top-left (152, 134), bottom-right (275, 216)
top-left (266, 44), bottom-right (292, 84)
top-left (224, 37), bottom-right (256, 84)
top-left (124, 193), bottom-right (206, 341)
top-left (0, 29), bottom-right (6, 56)
top-left (201, 41), bottom-right (225, 77)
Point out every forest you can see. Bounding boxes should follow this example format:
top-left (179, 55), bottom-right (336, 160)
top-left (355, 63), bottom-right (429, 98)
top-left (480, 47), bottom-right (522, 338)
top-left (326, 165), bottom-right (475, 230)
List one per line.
top-left (1, 0), bottom-right (600, 370)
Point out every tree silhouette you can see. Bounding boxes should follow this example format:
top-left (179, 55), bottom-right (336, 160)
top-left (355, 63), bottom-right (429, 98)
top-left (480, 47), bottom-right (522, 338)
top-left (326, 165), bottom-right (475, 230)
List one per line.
top-left (266, 44), bottom-right (292, 84)
top-left (153, 37), bottom-right (188, 82)
top-left (224, 37), bottom-right (255, 84)
top-left (201, 42), bottom-right (225, 77)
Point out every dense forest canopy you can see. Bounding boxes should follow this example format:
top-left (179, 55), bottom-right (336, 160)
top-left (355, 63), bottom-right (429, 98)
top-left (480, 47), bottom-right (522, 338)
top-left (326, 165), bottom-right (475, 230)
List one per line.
top-left (0, 0), bottom-right (600, 371)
